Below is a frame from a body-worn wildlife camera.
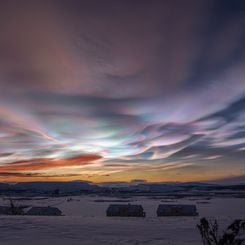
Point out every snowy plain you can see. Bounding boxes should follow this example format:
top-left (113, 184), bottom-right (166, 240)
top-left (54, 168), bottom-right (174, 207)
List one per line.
top-left (0, 196), bottom-right (244, 245)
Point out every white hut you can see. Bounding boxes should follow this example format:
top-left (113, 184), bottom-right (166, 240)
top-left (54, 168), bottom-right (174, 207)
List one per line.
top-left (26, 206), bottom-right (62, 216)
top-left (157, 204), bottom-right (198, 216)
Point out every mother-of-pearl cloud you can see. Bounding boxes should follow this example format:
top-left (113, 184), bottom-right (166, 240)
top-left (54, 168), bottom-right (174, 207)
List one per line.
top-left (0, 0), bottom-right (245, 181)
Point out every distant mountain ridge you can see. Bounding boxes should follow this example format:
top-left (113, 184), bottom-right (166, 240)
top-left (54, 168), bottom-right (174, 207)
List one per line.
top-left (0, 181), bottom-right (244, 194)
top-left (0, 183), bottom-right (11, 190)
top-left (14, 181), bottom-right (100, 192)
top-left (0, 181), bottom-right (102, 192)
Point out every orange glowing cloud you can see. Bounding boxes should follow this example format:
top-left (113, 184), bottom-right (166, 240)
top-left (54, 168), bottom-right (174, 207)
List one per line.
top-left (0, 154), bottom-right (102, 172)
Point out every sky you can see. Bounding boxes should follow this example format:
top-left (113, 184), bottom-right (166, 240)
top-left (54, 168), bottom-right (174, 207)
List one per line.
top-left (0, 0), bottom-right (245, 183)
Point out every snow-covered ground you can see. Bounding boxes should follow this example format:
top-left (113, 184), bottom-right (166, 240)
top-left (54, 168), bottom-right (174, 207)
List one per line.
top-left (0, 196), bottom-right (244, 245)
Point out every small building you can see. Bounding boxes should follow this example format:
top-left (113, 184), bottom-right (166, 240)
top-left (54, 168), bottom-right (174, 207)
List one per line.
top-left (107, 204), bottom-right (145, 217)
top-left (157, 204), bottom-right (198, 217)
top-left (26, 206), bottom-right (62, 216)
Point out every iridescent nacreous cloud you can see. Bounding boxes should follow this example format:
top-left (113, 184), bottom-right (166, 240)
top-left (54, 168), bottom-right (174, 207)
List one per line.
top-left (0, 0), bottom-right (245, 182)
